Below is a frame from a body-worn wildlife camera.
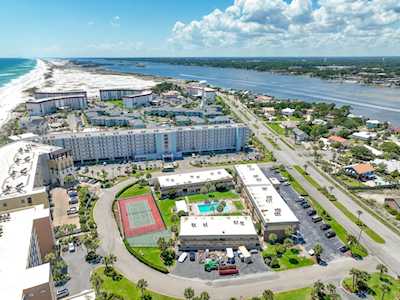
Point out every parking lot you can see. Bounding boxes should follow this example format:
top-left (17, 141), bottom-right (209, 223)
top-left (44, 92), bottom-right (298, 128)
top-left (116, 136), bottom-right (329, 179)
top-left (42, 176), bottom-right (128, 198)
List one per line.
top-left (51, 188), bottom-right (80, 228)
top-left (172, 251), bottom-right (267, 280)
top-left (58, 245), bottom-right (98, 296)
top-left (261, 167), bottom-right (344, 262)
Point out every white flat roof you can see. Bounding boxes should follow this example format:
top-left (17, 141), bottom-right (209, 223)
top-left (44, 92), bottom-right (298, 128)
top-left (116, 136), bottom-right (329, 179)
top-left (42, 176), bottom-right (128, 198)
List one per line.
top-left (0, 205), bottom-right (51, 299)
top-left (234, 164), bottom-right (271, 186)
top-left (158, 169), bottom-right (232, 188)
top-left (235, 164), bottom-right (299, 225)
top-left (175, 200), bottom-right (188, 213)
top-left (0, 141), bottom-right (61, 201)
top-left (179, 216), bottom-right (257, 237)
top-left (351, 131), bottom-right (377, 139)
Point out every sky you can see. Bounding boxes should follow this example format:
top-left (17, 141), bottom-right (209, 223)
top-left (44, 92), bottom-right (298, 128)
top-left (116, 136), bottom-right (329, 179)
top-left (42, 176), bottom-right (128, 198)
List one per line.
top-left (0, 0), bottom-right (399, 57)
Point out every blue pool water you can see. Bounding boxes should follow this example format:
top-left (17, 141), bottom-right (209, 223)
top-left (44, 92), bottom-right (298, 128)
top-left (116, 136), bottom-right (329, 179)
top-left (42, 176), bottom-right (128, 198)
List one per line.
top-left (197, 202), bottom-right (228, 214)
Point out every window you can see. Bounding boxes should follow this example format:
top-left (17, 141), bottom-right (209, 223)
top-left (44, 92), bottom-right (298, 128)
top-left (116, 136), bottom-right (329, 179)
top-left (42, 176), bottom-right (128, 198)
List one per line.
top-left (27, 197), bottom-right (32, 204)
top-left (3, 203), bottom-right (7, 207)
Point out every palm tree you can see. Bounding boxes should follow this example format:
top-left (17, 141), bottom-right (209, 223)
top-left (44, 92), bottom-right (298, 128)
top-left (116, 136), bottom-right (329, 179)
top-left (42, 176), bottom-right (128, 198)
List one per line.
top-left (137, 279), bottom-right (148, 298)
top-left (103, 253), bottom-right (117, 271)
top-left (262, 289), bottom-right (274, 300)
top-left (326, 283), bottom-right (339, 300)
top-left (314, 244), bottom-right (323, 263)
top-left (199, 291), bottom-right (210, 300)
top-left (313, 280), bottom-right (325, 299)
top-left (346, 234), bottom-right (357, 247)
top-left (303, 163), bottom-right (308, 174)
top-left (90, 272), bottom-right (104, 296)
top-left (376, 264), bottom-right (388, 279)
top-left (379, 283), bottom-right (391, 300)
top-left (184, 287), bottom-right (195, 300)
top-left (349, 268), bottom-right (361, 291)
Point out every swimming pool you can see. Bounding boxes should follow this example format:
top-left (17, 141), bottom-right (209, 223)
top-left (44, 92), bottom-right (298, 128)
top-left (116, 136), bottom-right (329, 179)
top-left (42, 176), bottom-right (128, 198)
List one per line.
top-left (197, 202), bottom-right (229, 214)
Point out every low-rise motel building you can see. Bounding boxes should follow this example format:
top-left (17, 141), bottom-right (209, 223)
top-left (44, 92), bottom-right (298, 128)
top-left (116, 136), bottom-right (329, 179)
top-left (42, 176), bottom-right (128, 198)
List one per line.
top-left (156, 169), bottom-right (234, 198)
top-left (27, 90), bottom-right (88, 116)
top-left (235, 164), bottom-right (299, 240)
top-left (179, 215), bottom-right (259, 251)
top-left (0, 141), bottom-right (74, 212)
top-left (0, 205), bottom-right (56, 300)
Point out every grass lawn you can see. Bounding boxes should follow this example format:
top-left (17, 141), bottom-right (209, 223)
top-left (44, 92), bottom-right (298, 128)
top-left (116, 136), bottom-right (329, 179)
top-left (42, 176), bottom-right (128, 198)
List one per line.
top-left (94, 267), bottom-right (179, 300)
top-left (275, 287), bottom-right (312, 300)
top-left (263, 246), bottom-right (314, 271)
top-left (335, 174), bottom-right (366, 188)
top-left (107, 99), bottom-right (124, 108)
top-left (267, 122), bottom-right (287, 136)
top-left (156, 199), bottom-right (178, 229)
top-left (186, 190), bottom-right (239, 203)
top-left (233, 200), bottom-right (245, 210)
top-left (343, 273), bottom-right (400, 300)
top-left (118, 185), bottom-right (150, 199)
top-left (131, 247), bottom-right (165, 269)
top-left (293, 165), bottom-right (385, 244)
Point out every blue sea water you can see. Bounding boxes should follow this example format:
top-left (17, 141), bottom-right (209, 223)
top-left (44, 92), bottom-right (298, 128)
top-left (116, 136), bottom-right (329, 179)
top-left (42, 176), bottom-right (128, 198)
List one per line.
top-left (73, 58), bottom-right (400, 125)
top-left (0, 58), bottom-right (36, 88)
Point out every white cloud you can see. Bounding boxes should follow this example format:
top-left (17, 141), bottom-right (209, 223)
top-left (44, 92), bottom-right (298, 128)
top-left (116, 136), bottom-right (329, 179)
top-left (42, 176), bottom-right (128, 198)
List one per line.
top-left (110, 16), bottom-right (121, 27)
top-left (169, 0), bottom-right (400, 55)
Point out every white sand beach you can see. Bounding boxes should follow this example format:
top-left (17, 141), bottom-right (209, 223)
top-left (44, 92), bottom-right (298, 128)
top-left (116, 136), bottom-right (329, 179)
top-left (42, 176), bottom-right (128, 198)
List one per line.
top-left (0, 59), bottom-right (158, 128)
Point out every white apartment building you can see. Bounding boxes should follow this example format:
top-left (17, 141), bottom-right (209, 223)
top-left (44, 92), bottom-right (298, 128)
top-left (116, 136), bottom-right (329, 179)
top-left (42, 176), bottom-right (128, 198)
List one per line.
top-left (235, 164), bottom-right (299, 240)
top-left (99, 88), bottom-right (147, 101)
top-left (157, 169), bottom-right (233, 198)
top-left (179, 216), bottom-right (259, 250)
top-left (33, 90), bottom-right (87, 100)
top-left (42, 124), bottom-right (250, 163)
top-left (0, 141), bottom-right (74, 212)
top-left (122, 91), bottom-right (153, 108)
top-left (203, 87), bottom-right (216, 103)
top-left (27, 95), bottom-right (88, 116)
top-left (0, 205), bottom-right (55, 300)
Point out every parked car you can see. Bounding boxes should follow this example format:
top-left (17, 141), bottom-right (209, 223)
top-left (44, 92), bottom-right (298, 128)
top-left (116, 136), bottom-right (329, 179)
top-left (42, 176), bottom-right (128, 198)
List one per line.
top-left (320, 223), bottom-right (331, 231)
top-left (283, 182), bottom-right (290, 186)
top-left (67, 207), bottom-right (78, 215)
top-left (296, 197), bottom-right (305, 203)
top-left (68, 191), bottom-right (78, 197)
top-left (308, 249), bottom-right (315, 256)
top-left (56, 288), bottom-right (70, 299)
top-left (68, 197), bottom-right (78, 205)
top-left (178, 252), bottom-right (188, 263)
top-left (301, 203), bottom-right (311, 209)
top-left (68, 242), bottom-right (75, 253)
top-left (307, 209), bottom-right (317, 216)
top-left (312, 215), bottom-right (322, 223)
top-left (227, 257), bottom-right (236, 264)
top-left (189, 252), bottom-right (196, 262)
top-left (339, 245), bottom-right (349, 253)
top-left (325, 231), bottom-right (336, 238)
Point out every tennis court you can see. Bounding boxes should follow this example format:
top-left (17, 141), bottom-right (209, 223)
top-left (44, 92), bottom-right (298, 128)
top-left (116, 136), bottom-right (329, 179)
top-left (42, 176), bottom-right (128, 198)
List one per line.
top-left (118, 194), bottom-right (165, 240)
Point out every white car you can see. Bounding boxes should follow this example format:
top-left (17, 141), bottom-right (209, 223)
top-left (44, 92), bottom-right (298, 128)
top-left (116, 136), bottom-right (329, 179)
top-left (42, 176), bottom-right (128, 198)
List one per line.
top-left (308, 249), bottom-right (315, 256)
top-left (178, 252), bottom-right (188, 263)
top-left (68, 242), bottom-right (75, 253)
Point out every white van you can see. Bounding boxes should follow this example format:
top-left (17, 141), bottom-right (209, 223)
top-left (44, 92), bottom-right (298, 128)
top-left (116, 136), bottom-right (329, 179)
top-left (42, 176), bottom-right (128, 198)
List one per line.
top-left (178, 252), bottom-right (188, 263)
top-left (68, 242), bottom-right (75, 253)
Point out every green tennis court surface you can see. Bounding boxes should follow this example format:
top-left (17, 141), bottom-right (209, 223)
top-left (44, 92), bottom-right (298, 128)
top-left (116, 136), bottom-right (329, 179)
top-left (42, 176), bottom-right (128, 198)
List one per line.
top-left (126, 229), bottom-right (171, 247)
top-left (126, 201), bottom-right (155, 228)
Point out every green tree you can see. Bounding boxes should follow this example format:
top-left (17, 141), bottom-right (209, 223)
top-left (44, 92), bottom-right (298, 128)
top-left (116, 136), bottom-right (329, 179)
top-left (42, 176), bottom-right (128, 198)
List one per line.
top-left (90, 272), bottom-right (104, 296)
top-left (349, 268), bottom-right (361, 291)
top-left (199, 291), bottom-right (210, 300)
top-left (379, 283), bottom-right (391, 300)
top-left (376, 264), bottom-right (388, 279)
top-left (314, 244), bottom-right (323, 263)
top-left (262, 289), bottom-right (274, 300)
top-left (184, 287), bottom-right (195, 300)
top-left (268, 233), bottom-right (278, 244)
top-left (137, 279), bottom-right (148, 298)
top-left (103, 253), bottom-right (117, 271)
top-left (312, 280), bottom-right (325, 299)
top-left (157, 237), bottom-right (167, 251)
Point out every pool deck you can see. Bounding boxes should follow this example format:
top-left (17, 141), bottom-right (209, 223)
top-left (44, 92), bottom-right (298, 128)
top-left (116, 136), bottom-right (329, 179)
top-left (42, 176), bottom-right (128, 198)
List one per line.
top-left (190, 200), bottom-right (235, 216)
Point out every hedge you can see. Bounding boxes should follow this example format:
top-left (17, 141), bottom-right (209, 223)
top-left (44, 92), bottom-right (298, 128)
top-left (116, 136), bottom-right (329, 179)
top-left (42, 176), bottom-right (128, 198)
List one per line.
top-left (115, 182), bottom-right (137, 199)
top-left (123, 240), bottom-right (169, 274)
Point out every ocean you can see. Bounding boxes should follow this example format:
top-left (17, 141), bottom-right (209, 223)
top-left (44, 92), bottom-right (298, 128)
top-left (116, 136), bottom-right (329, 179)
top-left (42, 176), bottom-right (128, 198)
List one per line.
top-left (0, 58), bottom-right (36, 87)
top-left (73, 58), bottom-right (400, 125)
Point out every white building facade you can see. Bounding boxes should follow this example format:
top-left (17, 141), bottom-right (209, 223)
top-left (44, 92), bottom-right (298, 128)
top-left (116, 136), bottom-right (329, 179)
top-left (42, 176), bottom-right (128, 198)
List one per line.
top-left (99, 88), bottom-right (147, 101)
top-left (122, 91), bottom-right (153, 108)
top-left (27, 95), bottom-right (87, 116)
top-left (235, 164), bottom-right (299, 240)
top-left (42, 124), bottom-right (250, 163)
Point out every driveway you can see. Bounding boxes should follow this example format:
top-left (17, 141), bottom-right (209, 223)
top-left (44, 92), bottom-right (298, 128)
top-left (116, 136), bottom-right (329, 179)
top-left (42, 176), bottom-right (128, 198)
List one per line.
top-left (94, 178), bottom-right (379, 300)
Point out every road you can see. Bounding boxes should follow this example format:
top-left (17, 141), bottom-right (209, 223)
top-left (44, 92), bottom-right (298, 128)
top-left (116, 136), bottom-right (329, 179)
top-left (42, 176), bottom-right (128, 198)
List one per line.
top-left (94, 178), bottom-right (378, 300)
top-left (220, 93), bottom-right (400, 275)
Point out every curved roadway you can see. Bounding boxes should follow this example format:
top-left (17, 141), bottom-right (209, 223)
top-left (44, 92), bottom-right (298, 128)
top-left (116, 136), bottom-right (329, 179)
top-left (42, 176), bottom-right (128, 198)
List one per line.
top-left (94, 178), bottom-right (378, 300)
